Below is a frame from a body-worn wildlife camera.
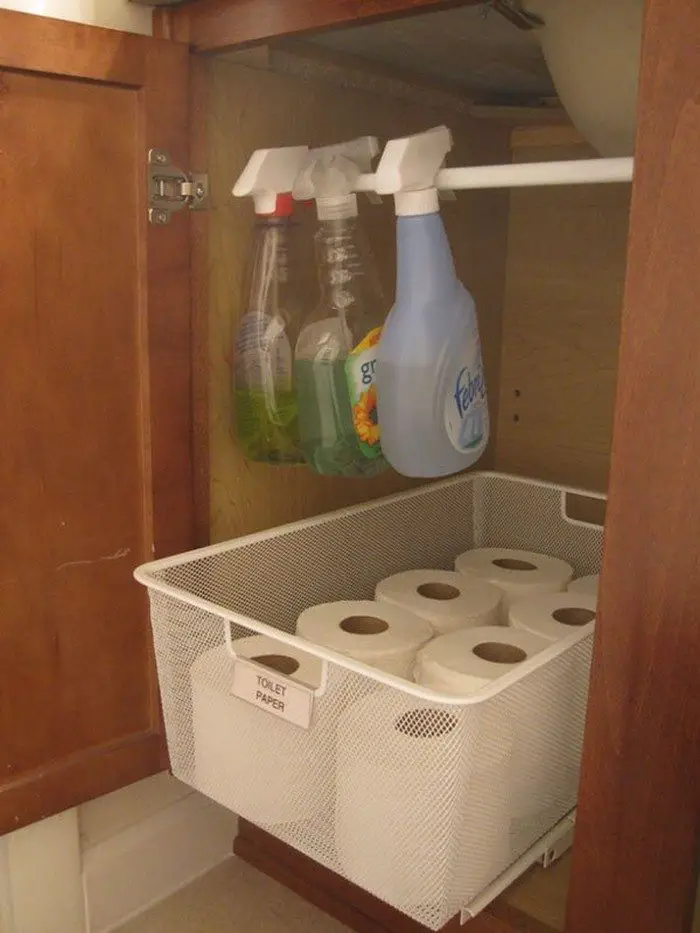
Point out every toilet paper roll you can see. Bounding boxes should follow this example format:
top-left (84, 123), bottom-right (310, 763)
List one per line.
top-left (503, 650), bottom-right (585, 834)
top-left (508, 590), bottom-right (596, 831)
top-left (375, 569), bottom-right (502, 635)
top-left (567, 573), bottom-right (600, 598)
top-left (455, 548), bottom-right (574, 618)
top-left (414, 626), bottom-right (569, 831)
top-left (336, 690), bottom-right (512, 915)
top-left (508, 592), bottom-right (597, 642)
top-left (415, 626), bottom-right (549, 696)
top-left (296, 601), bottom-right (433, 679)
top-left (191, 637), bottom-right (337, 826)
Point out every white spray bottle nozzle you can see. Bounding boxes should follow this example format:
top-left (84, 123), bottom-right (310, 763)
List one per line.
top-left (374, 125), bottom-right (452, 216)
top-left (293, 136), bottom-right (379, 220)
top-left (233, 145), bottom-right (309, 215)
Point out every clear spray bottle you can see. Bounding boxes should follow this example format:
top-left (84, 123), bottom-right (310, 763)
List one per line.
top-left (292, 138), bottom-right (388, 477)
top-left (232, 146), bottom-right (310, 463)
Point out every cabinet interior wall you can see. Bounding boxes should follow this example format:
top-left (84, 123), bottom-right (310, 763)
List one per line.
top-left (494, 132), bottom-right (631, 492)
top-left (204, 58), bottom-right (631, 546)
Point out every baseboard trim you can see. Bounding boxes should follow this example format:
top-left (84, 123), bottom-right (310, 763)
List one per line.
top-left (83, 791), bottom-right (237, 933)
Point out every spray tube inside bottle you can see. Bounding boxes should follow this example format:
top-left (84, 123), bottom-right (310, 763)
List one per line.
top-left (292, 137), bottom-right (388, 477)
top-left (231, 145), bottom-right (310, 464)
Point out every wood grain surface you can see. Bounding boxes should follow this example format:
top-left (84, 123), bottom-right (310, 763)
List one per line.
top-left (495, 140), bottom-right (630, 491)
top-left (155, 0), bottom-right (478, 52)
top-left (566, 1), bottom-right (700, 931)
top-left (190, 55), bottom-right (212, 547)
top-left (0, 11), bottom-right (194, 830)
top-left (203, 57), bottom-right (510, 543)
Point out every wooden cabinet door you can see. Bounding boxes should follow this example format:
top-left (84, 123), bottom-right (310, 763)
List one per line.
top-left (0, 10), bottom-right (195, 833)
top-left (567, 2), bottom-right (700, 932)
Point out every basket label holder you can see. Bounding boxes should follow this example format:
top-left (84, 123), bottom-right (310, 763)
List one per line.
top-left (225, 621), bottom-right (327, 730)
top-left (230, 658), bottom-right (315, 729)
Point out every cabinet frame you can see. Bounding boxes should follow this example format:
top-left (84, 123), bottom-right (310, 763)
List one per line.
top-left (566, 1), bottom-right (700, 931)
top-left (153, 0), bottom-right (481, 52)
top-left (3, 1), bottom-right (699, 931)
top-left (160, 1), bottom-right (700, 932)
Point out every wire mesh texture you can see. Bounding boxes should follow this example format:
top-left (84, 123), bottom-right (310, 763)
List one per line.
top-left (136, 473), bottom-right (603, 930)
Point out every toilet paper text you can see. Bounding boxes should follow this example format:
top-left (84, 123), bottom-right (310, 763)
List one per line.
top-left (231, 658), bottom-right (315, 729)
top-left (255, 674), bottom-right (287, 711)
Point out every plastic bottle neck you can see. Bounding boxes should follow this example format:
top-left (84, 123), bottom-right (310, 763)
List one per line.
top-left (394, 188), bottom-right (440, 216)
top-left (395, 211), bottom-right (457, 306)
top-left (317, 194), bottom-right (358, 221)
top-left (254, 215), bottom-right (294, 229)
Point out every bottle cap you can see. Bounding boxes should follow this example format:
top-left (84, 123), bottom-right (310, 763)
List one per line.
top-left (293, 137), bottom-right (378, 220)
top-left (258, 192), bottom-right (294, 218)
top-left (233, 146), bottom-right (309, 215)
top-left (374, 126), bottom-right (452, 217)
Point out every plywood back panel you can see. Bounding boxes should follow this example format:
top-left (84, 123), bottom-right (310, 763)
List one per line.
top-left (207, 59), bottom-right (510, 542)
top-left (495, 140), bottom-right (631, 492)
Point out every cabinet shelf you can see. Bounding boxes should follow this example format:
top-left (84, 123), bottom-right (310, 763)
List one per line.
top-left (500, 855), bottom-right (571, 932)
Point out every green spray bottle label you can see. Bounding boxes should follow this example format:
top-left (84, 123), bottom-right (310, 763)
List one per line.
top-left (345, 326), bottom-right (382, 458)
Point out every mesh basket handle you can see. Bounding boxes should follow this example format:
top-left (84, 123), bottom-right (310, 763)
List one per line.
top-left (223, 619), bottom-right (329, 698)
top-left (561, 490), bottom-right (607, 529)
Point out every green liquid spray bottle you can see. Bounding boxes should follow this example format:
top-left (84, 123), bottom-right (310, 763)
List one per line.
top-left (232, 145), bottom-right (310, 464)
top-left (292, 137), bottom-right (388, 478)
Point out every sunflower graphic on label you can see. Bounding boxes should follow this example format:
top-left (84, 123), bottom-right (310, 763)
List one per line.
top-left (345, 326), bottom-right (382, 458)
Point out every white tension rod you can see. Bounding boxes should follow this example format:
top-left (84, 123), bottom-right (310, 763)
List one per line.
top-left (355, 156), bottom-right (634, 193)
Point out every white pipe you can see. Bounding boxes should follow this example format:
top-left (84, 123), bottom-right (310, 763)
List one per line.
top-left (354, 173), bottom-right (382, 192)
top-left (355, 156), bottom-right (633, 193)
top-left (438, 157), bottom-right (633, 189)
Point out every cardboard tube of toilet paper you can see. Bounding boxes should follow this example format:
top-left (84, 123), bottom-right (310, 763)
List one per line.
top-left (567, 573), bottom-right (599, 598)
top-left (415, 626), bottom-right (549, 696)
top-left (191, 639), bottom-right (335, 826)
top-left (296, 600), bottom-right (433, 679)
top-left (375, 569), bottom-right (503, 635)
top-left (508, 592), bottom-right (597, 642)
top-left (336, 690), bottom-right (511, 916)
top-left (230, 633), bottom-right (325, 684)
top-left (455, 548), bottom-right (573, 617)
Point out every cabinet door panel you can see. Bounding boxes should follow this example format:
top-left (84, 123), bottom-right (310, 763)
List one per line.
top-left (0, 11), bottom-right (194, 832)
top-left (567, 2), bottom-right (700, 932)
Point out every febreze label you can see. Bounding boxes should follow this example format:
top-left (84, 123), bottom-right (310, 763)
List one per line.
top-left (345, 326), bottom-right (382, 458)
top-left (445, 337), bottom-right (489, 454)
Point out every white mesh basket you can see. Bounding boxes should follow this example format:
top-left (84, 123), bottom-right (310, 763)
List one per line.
top-left (135, 472), bottom-right (603, 930)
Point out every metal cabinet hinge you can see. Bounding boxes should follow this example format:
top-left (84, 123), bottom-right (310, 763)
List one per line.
top-left (148, 149), bottom-right (209, 225)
